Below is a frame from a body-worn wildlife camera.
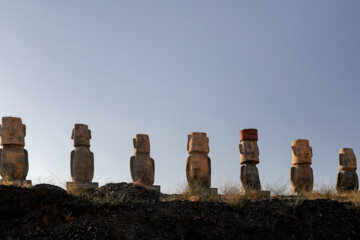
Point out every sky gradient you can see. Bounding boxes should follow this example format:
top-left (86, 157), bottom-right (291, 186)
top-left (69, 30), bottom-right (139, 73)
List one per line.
top-left (0, 1), bottom-right (359, 193)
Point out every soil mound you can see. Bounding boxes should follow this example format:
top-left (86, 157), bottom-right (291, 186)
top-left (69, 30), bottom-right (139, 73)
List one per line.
top-left (1, 184), bottom-right (360, 239)
top-left (87, 182), bottom-right (161, 204)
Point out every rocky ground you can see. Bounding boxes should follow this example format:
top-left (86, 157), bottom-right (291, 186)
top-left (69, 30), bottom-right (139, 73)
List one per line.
top-left (0, 183), bottom-right (360, 240)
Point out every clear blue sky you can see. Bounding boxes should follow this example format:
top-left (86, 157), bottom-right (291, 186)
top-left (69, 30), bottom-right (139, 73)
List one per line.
top-left (0, 1), bottom-right (359, 193)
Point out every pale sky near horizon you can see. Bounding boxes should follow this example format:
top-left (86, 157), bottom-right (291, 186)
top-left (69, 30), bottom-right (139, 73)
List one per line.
top-left (0, 1), bottom-right (359, 193)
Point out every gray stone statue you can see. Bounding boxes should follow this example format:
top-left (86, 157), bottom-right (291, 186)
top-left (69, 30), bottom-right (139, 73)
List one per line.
top-left (66, 124), bottom-right (98, 194)
top-left (239, 128), bottom-right (261, 192)
top-left (0, 117), bottom-right (32, 187)
top-left (290, 139), bottom-right (313, 194)
top-left (336, 148), bottom-right (358, 193)
top-left (186, 132), bottom-right (211, 188)
top-left (130, 134), bottom-right (155, 186)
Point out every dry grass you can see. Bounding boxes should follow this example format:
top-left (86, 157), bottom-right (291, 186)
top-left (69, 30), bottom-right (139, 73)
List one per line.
top-left (171, 181), bottom-right (360, 210)
top-left (172, 181), bottom-right (270, 209)
top-left (265, 178), bottom-right (290, 196)
top-left (31, 171), bottom-right (67, 189)
top-left (174, 182), bottom-right (220, 202)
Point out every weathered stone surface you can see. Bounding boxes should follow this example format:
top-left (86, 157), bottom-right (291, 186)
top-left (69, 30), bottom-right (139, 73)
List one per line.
top-left (239, 129), bottom-right (262, 192)
top-left (143, 185), bottom-right (161, 192)
top-left (71, 146), bottom-right (94, 182)
top-left (290, 139), bottom-right (313, 194)
top-left (339, 148), bottom-right (357, 171)
top-left (291, 139), bottom-right (312, 165)
top-left (240, 128), bottom-right (258, 141)
top-left (290, 165), bottom-right (313, 193)
top-left (336, 171), bottom-right (358, 192)
top-left (66, 182), bottom-right (98, 195)
top-left (336, 148), bottom-right (358, 192)
top-left (186, 132), bottom-right (211, 188)
top-left (133, 134), bottom-right (150, 154)
top-left (71, 123), bottom-right (91, 147)
top-left (130, 134), bottom-right (155, 186)
top-left (0, 117), bottom-right (31, 186)
top-left (0, 117), bottom-right (26, 146)
top-left (241, 190), bottom-right (271, 199)
top-left (67, 124), bottom-right (97, 194)
top-left (239, 140), bottom-right (259, 165)
top-left (187, 132), bottom-right (209, 154)
top-left (0, 179), bottom-right (32, 188)
top-left (240, 164), bottom-right (261, 191)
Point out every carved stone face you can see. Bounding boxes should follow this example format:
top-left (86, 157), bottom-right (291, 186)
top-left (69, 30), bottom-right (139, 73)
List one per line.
top-left (339, 148), bottom-right (356, 171)
top-left (0, 117), bottom-right (26, 146)
top-left (72, 124), bottom-right (91, 147)
top-left (187, 132), bottom-right (209, 154)
top-left (239, 140), bottom-right (259, 164)
top-left (292, 139), bottom-right (312, 165)
top-left (133, 134), bottom-right (150, 154)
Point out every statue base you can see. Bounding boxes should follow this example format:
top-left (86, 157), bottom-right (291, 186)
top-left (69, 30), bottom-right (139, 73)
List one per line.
top-left (67, 182), bottom-right (99, 195)
top-left (209, 187), bottom-right (218, 195)
top-left (242, 190), bottom-right (271, 199)
top-left (0, 179), bottom-right (32, 188)
top-left (143, 185), bottom-right (161, 192)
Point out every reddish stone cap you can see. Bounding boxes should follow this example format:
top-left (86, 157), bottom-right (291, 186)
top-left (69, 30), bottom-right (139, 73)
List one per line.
top-left (240, 128), bottom-right (258, 141)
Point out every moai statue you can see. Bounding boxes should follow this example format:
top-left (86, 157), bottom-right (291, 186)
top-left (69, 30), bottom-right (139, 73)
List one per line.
top-left (336, 148), bottom-right (358, 193)
top-left (66, 124), bottom-right (98, 194)
top-left (0, 117), bottom-right (32, 187)
top-left (239, 129), bottom-right (261, 192)
top-left (130, 134), bottom-right (160, 191)
top-left (239, 129), bottom-right (270, 198)
top-left (186, 132), bottom-right (217, 193)
top-left (290, 139), bottom-right (314, 194)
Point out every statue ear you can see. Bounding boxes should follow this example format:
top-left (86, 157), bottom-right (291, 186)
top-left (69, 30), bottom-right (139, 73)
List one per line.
top-left (23, 125), bottom-right (26, 137)
top-left (239, 143), bottom-right (244, 154)
top-left (310, 146), bottom-right (313, 158)
top-left (187, 135), bottom-right (191, 151)
top-left (88, 129), bottom-right (92, 139)
top-left (133, 138), bottom-right (136, 148)
top-left (71, 129), bottom-right (75, 139)
top-left (206, 137), bottom-right (210, 152)
top-left (291, 146), bottom-right (298, 156)
top-left (256, 144), bottom-right (259, 156)
top-left (339, 153), bottom-right (344, 165)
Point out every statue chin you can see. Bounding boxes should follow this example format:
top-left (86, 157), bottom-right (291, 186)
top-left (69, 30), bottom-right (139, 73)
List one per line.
top-left (245, 156), bottom-right (258, 161)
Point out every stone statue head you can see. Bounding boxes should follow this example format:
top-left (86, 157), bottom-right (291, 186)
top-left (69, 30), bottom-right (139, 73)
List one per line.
top-left (71, 124), bottom-right (91, 147)
top-left (339, 148), bottom-right (356, 171)
top-left (187, 132), bottom-right (209, 154)
top-left (0, 117), bottom-right (26, 146)
top-left (133, 134), bottom-right (150, 154)
top-left (239, 129), bottom-right (259, 164)
top-left (291, 139), bottom-right (312, 165)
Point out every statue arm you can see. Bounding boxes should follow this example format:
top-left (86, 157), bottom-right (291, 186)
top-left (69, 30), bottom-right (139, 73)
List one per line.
top-left (24, 149), bottom-right (29, 179)
top-left (0, 149), bottom-right (2, 176)
top-left (151, 157), bottom-right (155, 175)
top-left (90, 151), bottom-right (94, 181)
top-left (70, 150), bottom-right (75, 179)
top-left (207, 156), bottom-right (211, 187)
top-left (150, 158), bottom-right (155, 185)
top-left (336, 172), bottom-right (342, 192)
top-left (130, 156), bottom-right (136, 182)
top-left (186, 156), bottom-right (191, 183)
top-left (290, 167), bottom-right (296, 184)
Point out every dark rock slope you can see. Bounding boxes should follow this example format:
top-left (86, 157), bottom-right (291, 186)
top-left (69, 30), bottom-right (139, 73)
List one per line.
top-left (0, 183), bottom-right (359, 240)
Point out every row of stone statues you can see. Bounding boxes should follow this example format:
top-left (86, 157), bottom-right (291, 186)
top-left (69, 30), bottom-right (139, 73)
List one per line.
top-left (0, 116), bottom-right (358, 195)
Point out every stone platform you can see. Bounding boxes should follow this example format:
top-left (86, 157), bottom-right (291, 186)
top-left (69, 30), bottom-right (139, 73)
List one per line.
top-left (208, 188), bottom-right (218, 195)
top-left (242, 190), bottom-right (271, 199)
top-left (142, 185), bottom-right (161, 192)
top-left (0, 179), bottom-right (32, 188)
top-left (67, 182), bottom-right (99, 195)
